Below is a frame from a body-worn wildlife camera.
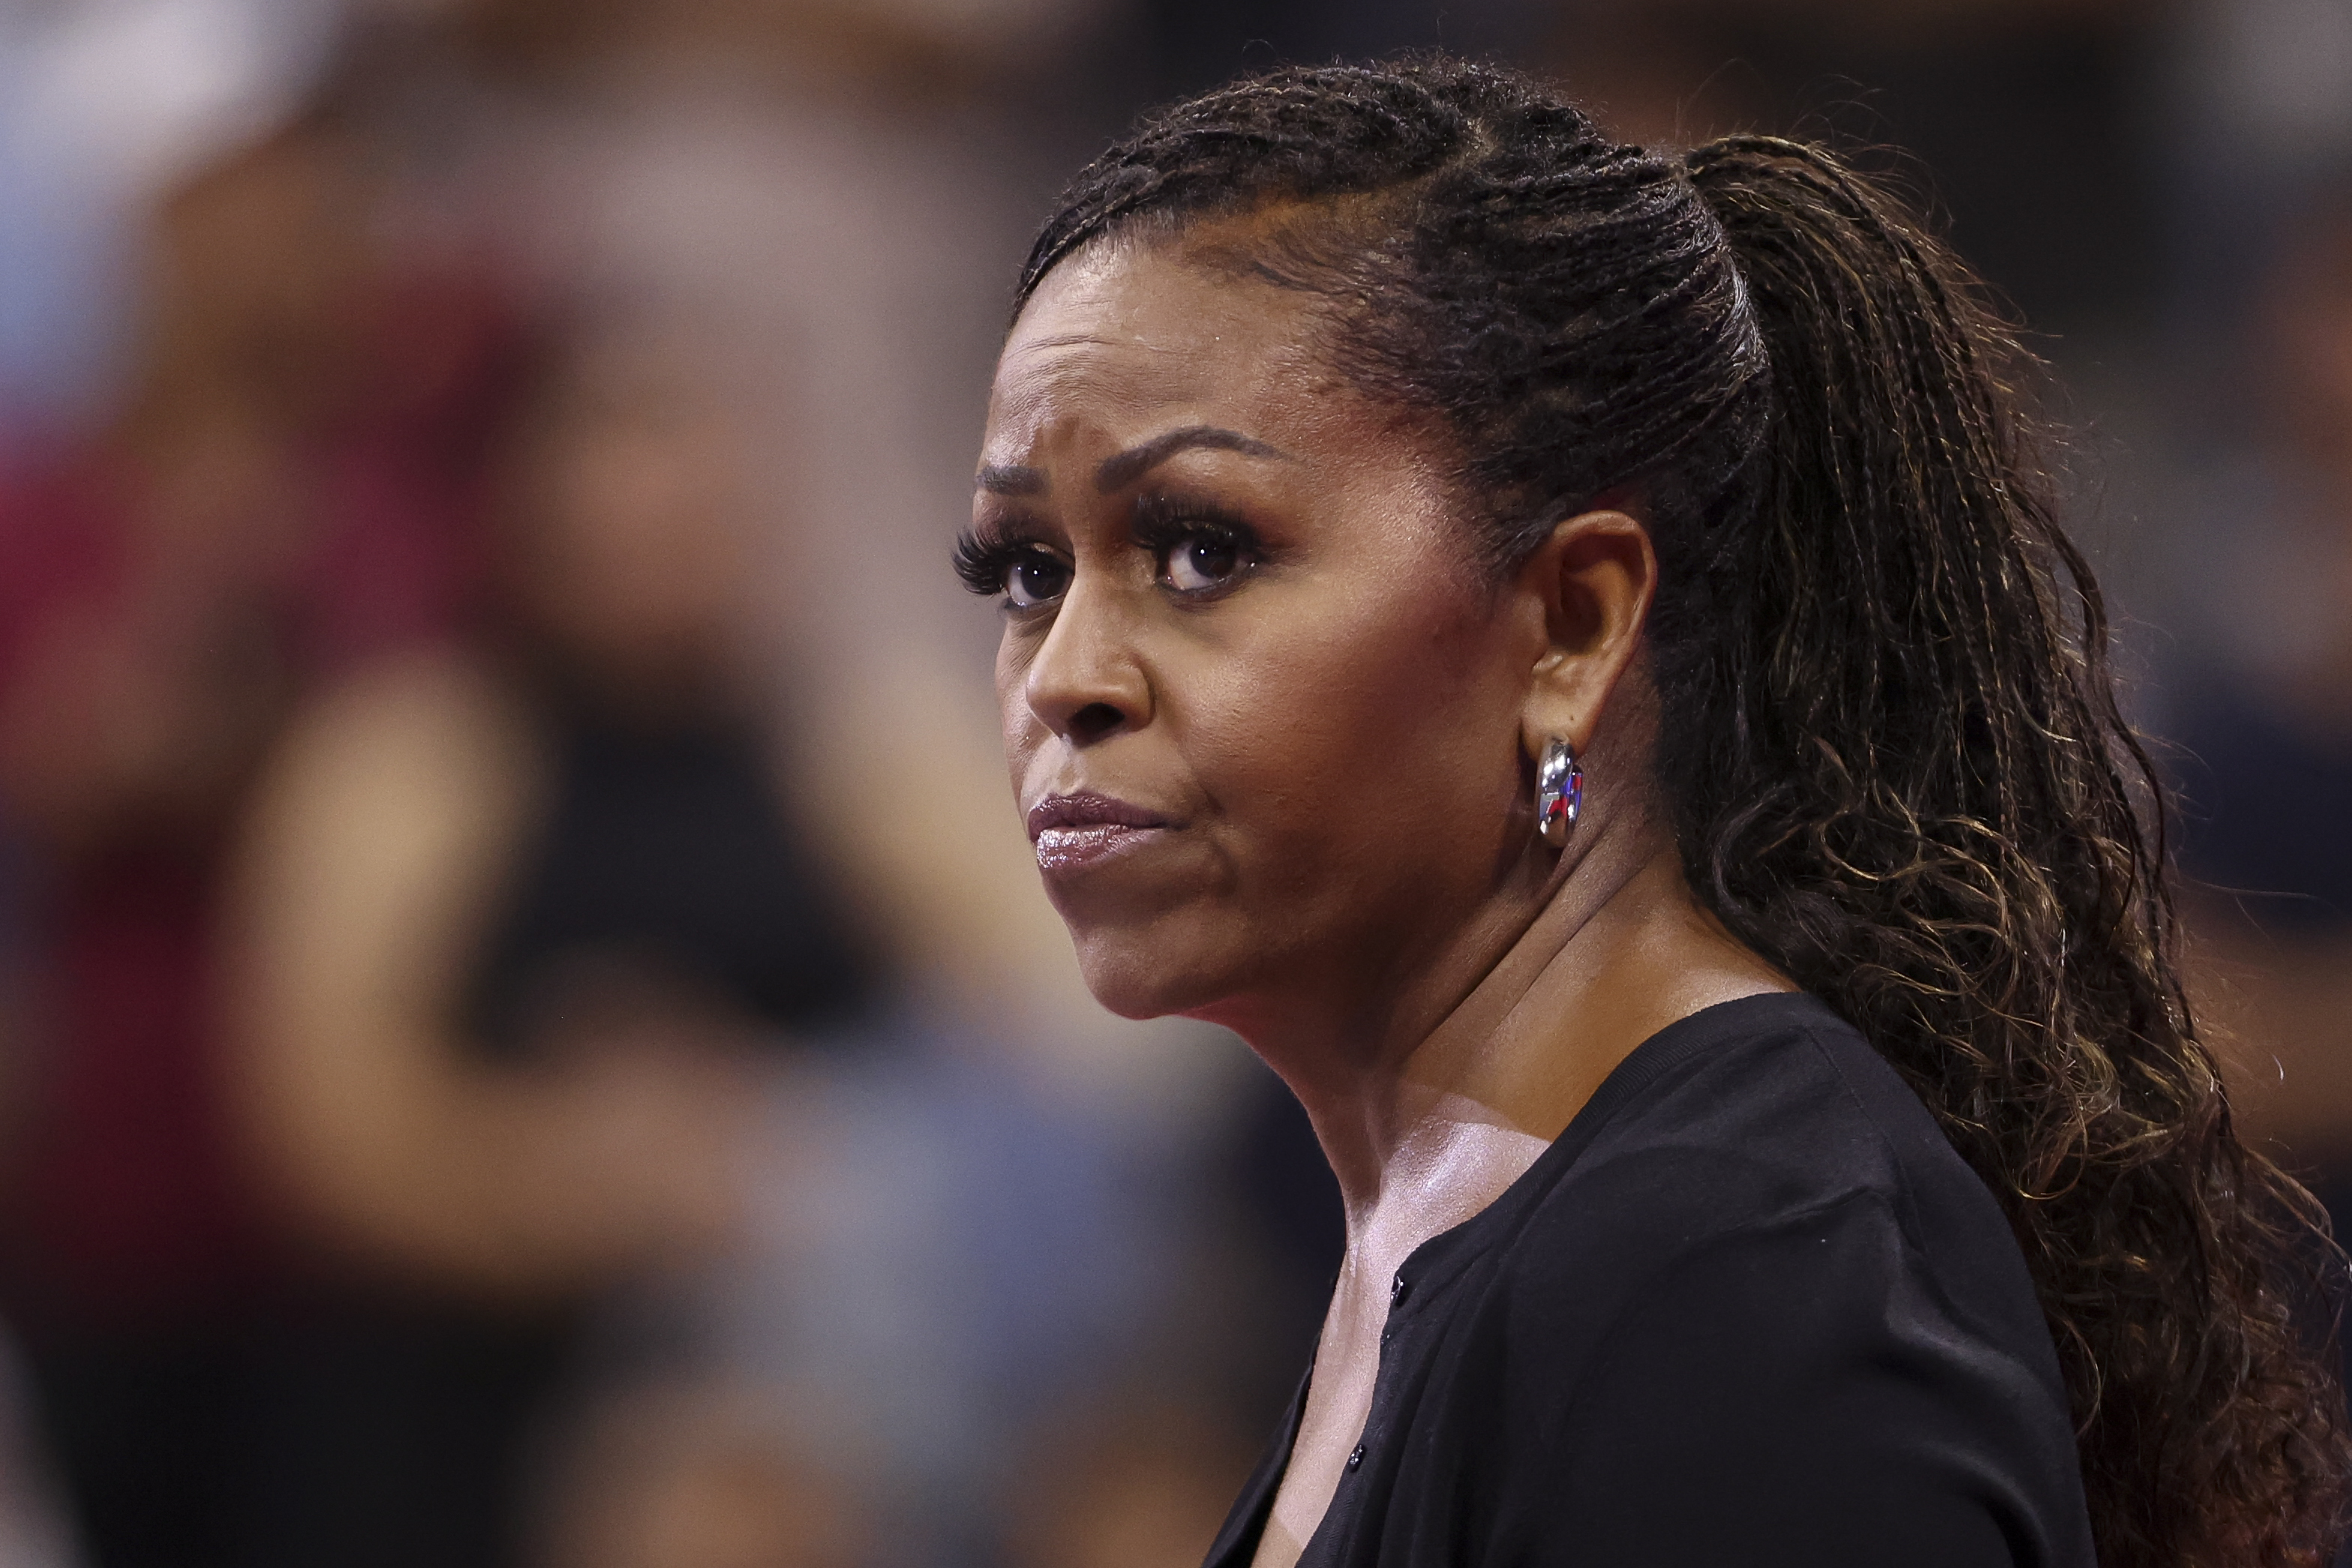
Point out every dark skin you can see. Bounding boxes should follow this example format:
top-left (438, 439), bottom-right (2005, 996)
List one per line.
top-left (967, 222), bottom-right (1791, 1566)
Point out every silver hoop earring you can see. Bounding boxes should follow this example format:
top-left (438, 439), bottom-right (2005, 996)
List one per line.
top-left (1536, 737), bottom-right (1583, 849)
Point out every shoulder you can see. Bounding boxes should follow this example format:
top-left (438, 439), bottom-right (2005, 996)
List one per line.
top-left (233, 647), bottom-right (548, 966)
top-left (1505, 994), bottom-right (2028, 1318)
top-left (257, 647), bottom-right (545, 844)
top-left (1487, 997), bottom-right (2059, 1396)
top-left (1460, 996), bottom-right (2092, 1565)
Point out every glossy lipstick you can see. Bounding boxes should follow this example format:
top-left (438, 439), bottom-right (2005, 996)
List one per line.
top-left (1026, 792), bottom-right (1175, 875)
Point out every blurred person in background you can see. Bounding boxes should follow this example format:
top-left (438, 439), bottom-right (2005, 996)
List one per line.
top-left (0, 88), bottom-right (521, 1567)
top-left (227, 305), bottom-right (889, 1568)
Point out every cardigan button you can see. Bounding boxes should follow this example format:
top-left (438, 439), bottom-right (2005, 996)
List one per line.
top-left (1389, 1272), bottom-right (1409, 1302)
top-left (1347, 1445), bottom-right (1366, 1473)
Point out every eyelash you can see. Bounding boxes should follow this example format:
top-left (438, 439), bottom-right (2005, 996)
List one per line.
top-left (952, 527), bottom-right (1054, 598)
top-left (951, 500), bottom-right (1267, 604)
top-left (1131, 496), bottom-right (1263, 584)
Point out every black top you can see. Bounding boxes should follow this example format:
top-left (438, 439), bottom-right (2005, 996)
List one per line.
top-left (467, 701), bottom-right (882, 1056)
top-left (1209, 993), bottom-right (2095, 1568)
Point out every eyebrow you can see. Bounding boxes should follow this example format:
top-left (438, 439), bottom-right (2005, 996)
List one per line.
top-left (974, 426), bottom-right (1293, 499)
top-left (1094, 426), bottom-right (1292, 493)
top-left (977, 463), bottom-right (1046, 496)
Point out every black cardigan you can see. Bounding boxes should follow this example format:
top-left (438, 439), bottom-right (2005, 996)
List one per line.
top-left (1208, 993), bottom-right (2095, 1568)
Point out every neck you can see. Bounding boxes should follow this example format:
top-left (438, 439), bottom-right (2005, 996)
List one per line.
top-left (1227, 807), bottom-right (1789, 1253)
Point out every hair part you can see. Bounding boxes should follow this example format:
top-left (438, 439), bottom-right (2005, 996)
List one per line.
top-left (1017, 56), bottom-right (2352, 1567)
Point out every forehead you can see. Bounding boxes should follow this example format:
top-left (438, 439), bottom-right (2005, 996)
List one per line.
top-left (987, 233), bottom-right (1344, 455)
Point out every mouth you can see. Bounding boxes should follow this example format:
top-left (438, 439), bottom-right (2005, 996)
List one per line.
top-left (1026, 792), bottom-right (1178, 875)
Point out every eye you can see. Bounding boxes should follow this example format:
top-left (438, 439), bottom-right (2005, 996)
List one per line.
top-left (1004, 551), bottom-right (1071, 609)
top-left (1161, 531), bottom-right (1247, 593)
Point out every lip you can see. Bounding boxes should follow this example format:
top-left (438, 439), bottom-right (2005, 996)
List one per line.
top-left (1026, 792), bottom-right (1178, 875)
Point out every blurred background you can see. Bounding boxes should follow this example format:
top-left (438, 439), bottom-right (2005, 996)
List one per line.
top-left (0, 0), bottom-right (2344, 1564)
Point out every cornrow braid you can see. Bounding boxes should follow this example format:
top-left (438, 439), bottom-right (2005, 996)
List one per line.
top-left (1014, 56), bottom-right (2352, 1568)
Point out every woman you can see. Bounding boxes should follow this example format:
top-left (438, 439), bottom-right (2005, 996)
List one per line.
top-left (226, 315), bottom-right (888, 1564)
top-left (954, 59), bottom-right (2351, 1568)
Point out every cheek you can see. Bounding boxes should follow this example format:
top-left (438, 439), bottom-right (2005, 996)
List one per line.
top-left (1185, 584), bottom-right (1522, 883)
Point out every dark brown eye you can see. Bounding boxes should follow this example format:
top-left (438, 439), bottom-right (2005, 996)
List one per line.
top-left (1164, 533), bottom-right (1244, 592)
top-left (1005, 552), bottom-right (1071, 608)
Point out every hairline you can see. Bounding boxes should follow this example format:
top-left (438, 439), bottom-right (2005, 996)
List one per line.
top-left (1014, 194), bottom-right (1545, 575)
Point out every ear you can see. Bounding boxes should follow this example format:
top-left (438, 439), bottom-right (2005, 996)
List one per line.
top-left (1514, 508), bottom-right (1657, 762)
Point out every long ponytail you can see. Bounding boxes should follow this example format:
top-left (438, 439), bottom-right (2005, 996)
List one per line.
top-left (1014, 59), bottom-right (2352, 1566)
top-left (1675, 135), bottom-right (2350, 1568)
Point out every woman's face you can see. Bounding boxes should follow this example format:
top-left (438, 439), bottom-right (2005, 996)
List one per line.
top-left (970, 234), bottom-right (1554, 1030)
top-left (516, 333), bottom-right (752, 686)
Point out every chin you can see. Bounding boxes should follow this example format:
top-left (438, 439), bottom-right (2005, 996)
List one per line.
top-left (1068, 921), bottom-right (1244, 1022)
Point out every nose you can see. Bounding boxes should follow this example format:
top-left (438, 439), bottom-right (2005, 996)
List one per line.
top-left (1023, 580), bottom-right (1150, 746)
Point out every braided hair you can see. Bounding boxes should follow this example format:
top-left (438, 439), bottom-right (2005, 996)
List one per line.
top-left (1014, 57), bottom-right (2352, 1567)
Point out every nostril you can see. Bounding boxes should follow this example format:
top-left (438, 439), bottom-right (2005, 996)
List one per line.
top-left (1067, 701), bottom-right (1125, 744)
